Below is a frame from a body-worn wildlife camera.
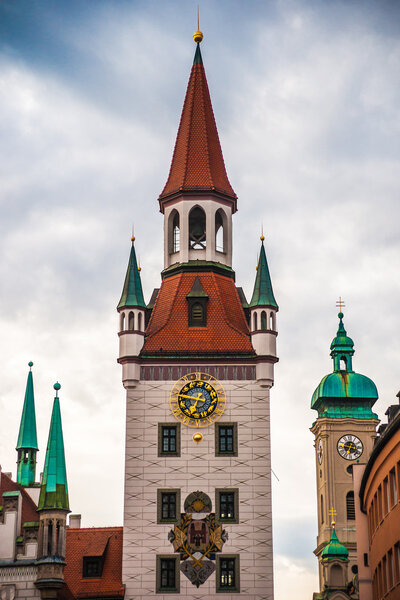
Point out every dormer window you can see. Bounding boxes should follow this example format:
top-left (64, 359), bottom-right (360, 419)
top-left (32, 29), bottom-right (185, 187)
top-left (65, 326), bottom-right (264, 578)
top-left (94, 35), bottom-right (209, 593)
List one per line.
top-left (187, 277), bottom-right (208, 327)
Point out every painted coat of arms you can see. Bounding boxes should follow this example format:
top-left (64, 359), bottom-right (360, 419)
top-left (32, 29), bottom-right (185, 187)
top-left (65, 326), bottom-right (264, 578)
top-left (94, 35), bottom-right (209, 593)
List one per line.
top-left (168, 491), bottom-right (228, 587)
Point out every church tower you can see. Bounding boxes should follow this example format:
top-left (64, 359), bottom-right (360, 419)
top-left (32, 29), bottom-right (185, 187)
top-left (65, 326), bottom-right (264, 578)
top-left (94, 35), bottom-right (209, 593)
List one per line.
top-left (35, 383), bottom-right (69, 600)
top-left (16, 362), bottom-right (38, 487)
top-left (310, 311), bottom-right (379, 593)
top-left (119, 29), bottom-right (278, 599)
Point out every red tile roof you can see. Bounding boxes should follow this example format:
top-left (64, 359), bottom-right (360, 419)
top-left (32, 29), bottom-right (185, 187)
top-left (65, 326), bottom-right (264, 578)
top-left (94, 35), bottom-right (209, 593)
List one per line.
top-left (0, 471), bottom-right (39, 530)
top-left (159, 46), bottom-right (237, 208)
top-left (64, 527), bottom-right (124, 599)
top-left (142, 272), bottom-right (254, 356)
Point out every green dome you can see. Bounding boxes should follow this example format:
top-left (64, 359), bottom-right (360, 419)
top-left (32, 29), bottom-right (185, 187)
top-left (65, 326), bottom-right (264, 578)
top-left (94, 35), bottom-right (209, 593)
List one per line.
top-left (321, 527), bottom-right (349, 562)
top-left (311, 312), bottom-right (379, 419)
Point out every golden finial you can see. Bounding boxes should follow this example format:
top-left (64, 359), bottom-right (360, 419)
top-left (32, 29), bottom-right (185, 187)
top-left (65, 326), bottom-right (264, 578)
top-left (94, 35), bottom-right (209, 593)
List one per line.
top-left (138, 256), bottom-right (141, 272)
top-left (193, 6), bottom-right (203, 43)
top-left (131, 223), bottom-right (135, 243)
top-left (328, 507), bottom-right (337, 526)
top-left (260, 224), bottom-right (265, 242)
top-left (193, 432), bottom-right (203, 443)
top-left (131, 235), bottom-right (135, 242)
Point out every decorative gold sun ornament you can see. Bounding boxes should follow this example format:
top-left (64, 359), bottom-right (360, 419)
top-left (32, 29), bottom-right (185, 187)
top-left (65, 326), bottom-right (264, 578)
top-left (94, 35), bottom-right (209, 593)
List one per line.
top-left (193, 433), bottom-right (203, 443)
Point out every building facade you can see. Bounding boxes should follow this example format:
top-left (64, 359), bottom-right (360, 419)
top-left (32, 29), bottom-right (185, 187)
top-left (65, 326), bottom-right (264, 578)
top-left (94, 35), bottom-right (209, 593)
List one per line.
top-left (310, 312), bottom-right (379, 596)
top-left (119, 31), bottom-right (278, 599)
top-left (354, 395), bottom-right (400, 600)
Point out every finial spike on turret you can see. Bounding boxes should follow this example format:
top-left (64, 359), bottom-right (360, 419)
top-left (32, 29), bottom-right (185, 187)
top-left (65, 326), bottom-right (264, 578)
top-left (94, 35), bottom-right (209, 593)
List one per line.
top-left (193, 6), bottom-right (203, 43)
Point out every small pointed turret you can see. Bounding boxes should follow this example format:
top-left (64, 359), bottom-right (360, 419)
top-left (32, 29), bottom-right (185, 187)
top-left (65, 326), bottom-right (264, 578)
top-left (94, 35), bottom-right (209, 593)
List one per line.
top-left (117, 236), bottom-right (147, 383)
top-left (118, 236), bottom-right (146, 309)
top-left (249, 237), bottom-right (278, 309)
top-left (330, 312), bottom-right (355, 372)
top-left (35, 383), bottom-right (69, 599)
top-left (37, 383), bottom-right (69, 512)
top-left (249, 236), bottom-right (279, 385)
top-left (16, 361), bottom-right (38, 486)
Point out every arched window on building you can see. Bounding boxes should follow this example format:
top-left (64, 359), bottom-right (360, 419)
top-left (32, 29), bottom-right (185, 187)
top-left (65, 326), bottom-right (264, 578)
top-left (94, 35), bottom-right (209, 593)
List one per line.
top-left (346, 491), bottom-right (355, 520)
top-left (261, 311), bottom-right (267, 330)
top-left (173, 211), bottom-right (180, 252)
top-left (120, 312), bottom-right (125, 331)
top-left (128, 312), bottom-right (134, 331)
top-left (215, 209), bottom-right (225, 252)
top-left (270, 311), bottom-right (276, 330)
top-left (253, 312), bottom-right (258, 331)
top-left (340, 356), bottom-right (348, 371)
top-left (137, 312), bottom-right (142, 331)
top-left (189, 206), bottom-right (206, 249)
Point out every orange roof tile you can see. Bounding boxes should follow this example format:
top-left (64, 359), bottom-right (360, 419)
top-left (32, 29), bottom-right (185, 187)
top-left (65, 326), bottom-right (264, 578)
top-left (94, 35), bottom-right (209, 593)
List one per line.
top-left (159, 45), bottom-right (236, 208)
top-left (64, 527), bottom-right (124, 599)
top-left (142, 271), bottom-right (254, 356)
top-left (0, 471), bottom-right (39, 530)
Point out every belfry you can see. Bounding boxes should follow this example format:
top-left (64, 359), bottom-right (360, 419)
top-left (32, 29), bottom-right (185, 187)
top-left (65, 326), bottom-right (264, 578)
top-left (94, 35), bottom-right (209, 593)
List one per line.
top-left (118, 28), bottom-right (278, 599)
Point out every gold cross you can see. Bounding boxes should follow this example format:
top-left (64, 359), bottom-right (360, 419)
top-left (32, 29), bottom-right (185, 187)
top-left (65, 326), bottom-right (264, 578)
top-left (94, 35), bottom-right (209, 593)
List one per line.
top-left (336, 297), bottom-right (345, 312)
top-left (328, 507), bottom-right (337, 526)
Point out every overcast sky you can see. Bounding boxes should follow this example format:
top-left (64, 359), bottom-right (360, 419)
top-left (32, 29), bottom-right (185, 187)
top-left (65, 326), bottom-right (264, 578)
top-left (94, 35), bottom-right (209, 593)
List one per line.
top-left (1, 1), bottom-right (399, 597)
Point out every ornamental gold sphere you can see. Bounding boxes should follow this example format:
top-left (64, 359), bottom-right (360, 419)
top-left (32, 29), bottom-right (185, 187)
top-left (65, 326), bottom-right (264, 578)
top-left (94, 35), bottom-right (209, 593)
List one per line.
top-left (193, 433), bottom-right (203, 443)
top-left (193, 30), bottom-right (203, 43)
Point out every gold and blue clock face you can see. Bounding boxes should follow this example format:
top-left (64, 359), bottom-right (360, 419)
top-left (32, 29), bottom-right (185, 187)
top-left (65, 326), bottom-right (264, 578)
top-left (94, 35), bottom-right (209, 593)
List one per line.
top-left (170, 372), bottom-right (226, 428)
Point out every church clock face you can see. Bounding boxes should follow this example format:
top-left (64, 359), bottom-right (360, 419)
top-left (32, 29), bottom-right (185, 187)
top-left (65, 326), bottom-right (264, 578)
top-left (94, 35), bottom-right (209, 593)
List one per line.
top-left (337, 434), bottom-right (363, 461)
top-left (170, 372), bottom-right (226, 428)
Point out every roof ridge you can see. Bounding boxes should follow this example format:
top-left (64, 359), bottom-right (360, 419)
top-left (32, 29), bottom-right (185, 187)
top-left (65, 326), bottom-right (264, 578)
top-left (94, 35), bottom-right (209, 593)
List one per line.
top-left (198, 63), bottom-right (213, 189)
top-left (68, 526), bottom-right (123, 531)
top-left (180, 65), bottom-right (196, 190)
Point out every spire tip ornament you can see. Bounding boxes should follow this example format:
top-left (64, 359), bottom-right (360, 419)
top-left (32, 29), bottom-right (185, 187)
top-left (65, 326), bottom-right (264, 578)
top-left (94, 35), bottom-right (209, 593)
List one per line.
top-left (193, 6), bottom-right (203, 43)
top-left (54, 382), bottom-right (61, 397)
top-left (28, 361), bottom-right (33, 369)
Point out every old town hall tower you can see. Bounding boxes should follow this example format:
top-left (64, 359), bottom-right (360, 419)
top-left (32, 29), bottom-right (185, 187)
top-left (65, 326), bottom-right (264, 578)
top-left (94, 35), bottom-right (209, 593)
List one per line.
top-left (118, 29), bottom-right (278, 599)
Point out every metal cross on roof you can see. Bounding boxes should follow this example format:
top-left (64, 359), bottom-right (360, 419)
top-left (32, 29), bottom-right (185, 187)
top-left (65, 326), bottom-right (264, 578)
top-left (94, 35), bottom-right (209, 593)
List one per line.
top-left (329, 507), bottom-right (337, 525)
top-left (336, 297), bottom-right (345, 312)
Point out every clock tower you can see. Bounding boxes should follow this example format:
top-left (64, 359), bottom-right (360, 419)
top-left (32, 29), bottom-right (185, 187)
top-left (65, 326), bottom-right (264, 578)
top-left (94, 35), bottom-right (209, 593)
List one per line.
top-left (118, 29), bottom-right (278, 599)
top-left (310, 311), bottom-right (379, 593)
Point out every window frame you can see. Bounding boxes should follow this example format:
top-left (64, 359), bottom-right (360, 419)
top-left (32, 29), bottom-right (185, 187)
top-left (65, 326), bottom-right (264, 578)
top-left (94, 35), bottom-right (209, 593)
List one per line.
top-left (82, 556), bottom-right (103, 579)
top-left (216, 488), bottom-right (239, 524)
top-left (157, 489), bottom-right (180, 524)
top-left (216, 554), bottom-right (240, 593)
top-left (158, 423), bottom-right (181, 457)
top-left (215, 423), bottom-right (238, 457)
top-left (156, 555), bottom-right (180, 593)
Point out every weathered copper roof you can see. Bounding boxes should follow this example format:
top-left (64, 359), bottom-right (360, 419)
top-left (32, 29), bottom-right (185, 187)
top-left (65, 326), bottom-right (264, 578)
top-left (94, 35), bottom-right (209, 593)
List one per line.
top-left (159, 44), bottom-right (237, 208)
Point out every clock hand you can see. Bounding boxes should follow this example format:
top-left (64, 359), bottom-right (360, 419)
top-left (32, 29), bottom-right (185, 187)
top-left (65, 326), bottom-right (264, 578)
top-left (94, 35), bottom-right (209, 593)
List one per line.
top-left (178, 392), bottom-right (204, 402)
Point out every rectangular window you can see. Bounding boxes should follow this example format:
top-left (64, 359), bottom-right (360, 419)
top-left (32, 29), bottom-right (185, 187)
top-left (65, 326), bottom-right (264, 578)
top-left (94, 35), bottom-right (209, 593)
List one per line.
top-left (388, 549), bottom-right (394, 589)
top-left (216, 555), bottom-right (240, 592)
top-left (215, 423), bottom-right (238, 456)
top-left (378, 485), bottom-right (383, 522)
top-left (158, 423), bottom-right (180, 457)
top-left (157, 489), bottom-right (180, 523)
top-left (156, 555), bottom-right (179, 593)
top-left (216, 489), bottom-right (238, 523)
top-left (83, 556), bottom-right (103, 578)
top-left (383, 477), bottom-right (389, 515)
top-left (395, 543), bottom-right (400, 584)
top-left (390, 468), bottom-right (398, 507)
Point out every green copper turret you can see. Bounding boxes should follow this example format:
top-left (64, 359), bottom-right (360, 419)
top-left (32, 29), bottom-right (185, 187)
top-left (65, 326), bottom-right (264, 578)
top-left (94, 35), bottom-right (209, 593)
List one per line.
top-left (249, 238), bottom-right (278, 309)
top-left (37, 383), bottom-right (69, 512)
top-left (321, 525), bottom-right (349, 562)
top-left (16, 362), bottom-right (38, 486)
top-left (311, 312), bottom-right (378, 419)
top-left (118, 236), bottom-right (146, 309)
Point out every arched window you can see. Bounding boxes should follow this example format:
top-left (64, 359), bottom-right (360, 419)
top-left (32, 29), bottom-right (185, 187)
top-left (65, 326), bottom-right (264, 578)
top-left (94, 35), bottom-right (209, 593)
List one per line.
top-left (138, 312), bottom-right (142, 331)
top-left (189, 206), bottom-right (206, 249)
top-left (340, 356), bottom-right (347, 371)
top-left (270, 311), bottom-right (276, 330)
top-left (120, 312), bottom-right (125, 331)
top-left (330, 565), bottom-right (343, 586)
top-left (346, 491), bottom-right (355, 520)
top-left (128, 312), bottom-right (134, 331)
top-left (173, 211), bottom-right (180, 252)
top-left (261, 311), bottom-right (267, 330)
top-left (321, 495), bottom-right (324, 524)
top-left (253, 312), bottom-right (258, 331)
top-left (215, 210), bottom-right (224, 252)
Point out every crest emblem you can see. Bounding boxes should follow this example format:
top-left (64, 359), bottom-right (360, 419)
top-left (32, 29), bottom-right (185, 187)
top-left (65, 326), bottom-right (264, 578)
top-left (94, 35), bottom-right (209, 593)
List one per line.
top-left (168, 491), bottom-right (228, 587)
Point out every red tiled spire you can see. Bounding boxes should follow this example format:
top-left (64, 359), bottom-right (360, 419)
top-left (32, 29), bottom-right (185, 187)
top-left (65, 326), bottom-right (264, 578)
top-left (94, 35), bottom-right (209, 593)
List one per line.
top-left (159, 44), bottom-right (237, 209)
